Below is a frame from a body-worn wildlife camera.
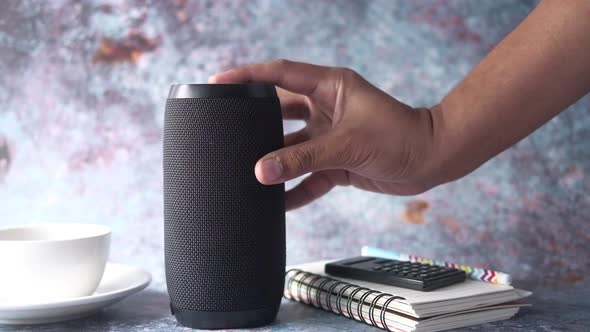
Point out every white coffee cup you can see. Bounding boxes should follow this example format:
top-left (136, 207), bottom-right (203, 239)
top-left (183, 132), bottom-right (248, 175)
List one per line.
top-left (0, 223), bottom-right (111, 302)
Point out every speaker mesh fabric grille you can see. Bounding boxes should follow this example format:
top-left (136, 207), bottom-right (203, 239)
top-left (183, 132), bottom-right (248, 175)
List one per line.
top-left (164, 97), bottom-right (285, 312)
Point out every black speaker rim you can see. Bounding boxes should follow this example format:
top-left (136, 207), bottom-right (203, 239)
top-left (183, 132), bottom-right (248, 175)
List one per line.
top-left (171, 304), bottom-right (279, 329)
top-left (168, 83), bottom-right (278, 99)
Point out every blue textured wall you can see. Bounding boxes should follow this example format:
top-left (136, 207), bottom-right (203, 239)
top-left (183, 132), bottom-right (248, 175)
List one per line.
top-left (1, 0), bottom-right (588, 295)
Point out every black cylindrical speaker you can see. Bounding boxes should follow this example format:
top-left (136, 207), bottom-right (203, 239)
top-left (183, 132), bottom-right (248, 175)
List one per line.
top-left (163, 84), bottom-right (285, 329)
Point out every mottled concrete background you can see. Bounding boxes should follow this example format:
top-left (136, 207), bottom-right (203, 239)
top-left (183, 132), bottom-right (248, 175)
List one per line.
top-left (1, 1), bottom-right (589, 329)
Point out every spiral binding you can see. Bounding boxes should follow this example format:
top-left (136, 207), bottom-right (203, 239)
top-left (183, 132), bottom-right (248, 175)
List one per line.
top-left (358, 289), bottom-right (379, 324)
top-left (284, 269), bottom-right (407, 331)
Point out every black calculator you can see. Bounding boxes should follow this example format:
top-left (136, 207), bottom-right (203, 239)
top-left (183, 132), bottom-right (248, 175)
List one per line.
top-left (325, 256), bottom-right (466, 291)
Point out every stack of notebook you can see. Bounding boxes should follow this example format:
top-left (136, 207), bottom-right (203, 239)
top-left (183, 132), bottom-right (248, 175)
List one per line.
top-left (284, 260), bottom-right (531, 332)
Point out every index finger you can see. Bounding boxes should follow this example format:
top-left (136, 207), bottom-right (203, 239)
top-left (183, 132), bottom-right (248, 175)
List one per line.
top-left (209, 59), bottom-right (334, 98)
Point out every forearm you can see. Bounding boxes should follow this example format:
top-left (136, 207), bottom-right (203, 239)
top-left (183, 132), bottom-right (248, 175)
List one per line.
top-left (427, 0), bottom-right (590, 185)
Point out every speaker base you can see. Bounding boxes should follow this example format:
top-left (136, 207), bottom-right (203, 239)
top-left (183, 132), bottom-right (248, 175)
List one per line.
top-left (171, 304), bottom-right (279, 329)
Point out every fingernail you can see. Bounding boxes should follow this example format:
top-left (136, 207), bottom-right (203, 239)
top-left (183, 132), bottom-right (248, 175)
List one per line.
top-left (261, 158), bottom-right (283, 182)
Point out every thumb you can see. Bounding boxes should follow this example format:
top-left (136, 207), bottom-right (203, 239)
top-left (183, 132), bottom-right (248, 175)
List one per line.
top-left (255, 133), bottom-right (348, 184)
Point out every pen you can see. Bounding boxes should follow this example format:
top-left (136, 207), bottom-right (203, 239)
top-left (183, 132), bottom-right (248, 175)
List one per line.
top-left (361, 246), bottom-right (512, 286)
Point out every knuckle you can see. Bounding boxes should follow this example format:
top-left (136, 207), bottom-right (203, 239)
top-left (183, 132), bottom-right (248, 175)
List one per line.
top-left (333, 130), bottom-right (356, 163)
top-left (287, 147), bottom-right (314, 173)
top-left (338, 67), bottom-right (360, 82)
top-left (331, 67), bottom-right (361, 95)
top-left (336, 128), bottom-right (372, 169)
top-left (336, 132), bottom-right (355, 156)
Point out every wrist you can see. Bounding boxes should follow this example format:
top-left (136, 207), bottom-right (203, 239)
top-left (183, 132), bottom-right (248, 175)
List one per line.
top-left (420, 103), bottom-right (476, 188)
top-left (408, 105), bottom-right (462, 191)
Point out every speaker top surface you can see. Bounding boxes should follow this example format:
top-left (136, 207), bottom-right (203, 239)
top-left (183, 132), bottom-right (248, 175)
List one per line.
top-left (168, 84), bottom-right (278, 99)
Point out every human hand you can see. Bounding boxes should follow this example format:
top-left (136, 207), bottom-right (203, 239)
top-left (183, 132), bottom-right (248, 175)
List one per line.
top-left (209, 60), bottom-right (438, 210)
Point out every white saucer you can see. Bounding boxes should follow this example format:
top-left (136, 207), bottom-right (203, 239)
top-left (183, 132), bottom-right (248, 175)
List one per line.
top-left (0, 262), bottom-right (152, 325)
